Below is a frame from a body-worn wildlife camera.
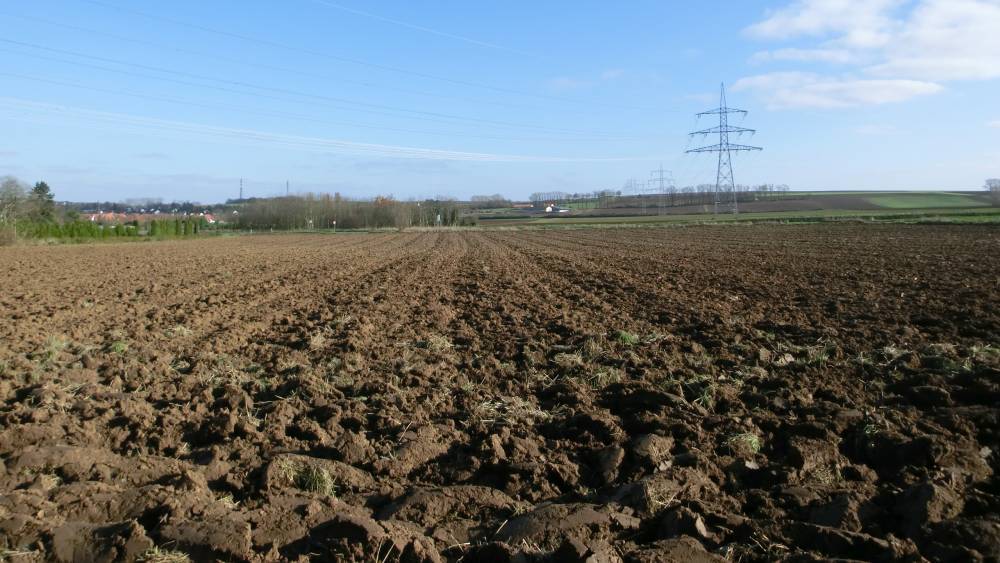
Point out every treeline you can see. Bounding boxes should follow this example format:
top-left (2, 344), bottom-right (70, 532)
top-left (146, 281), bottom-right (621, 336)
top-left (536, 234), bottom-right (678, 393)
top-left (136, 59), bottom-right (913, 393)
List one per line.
top-left (528, 184), bottom-right (792, 209)
top-left (234, 192), bottom-right (475, 230)
top-left (468, 194), bottom-right (511, 209)
top-left (1, 176), bottom-right (209, 244)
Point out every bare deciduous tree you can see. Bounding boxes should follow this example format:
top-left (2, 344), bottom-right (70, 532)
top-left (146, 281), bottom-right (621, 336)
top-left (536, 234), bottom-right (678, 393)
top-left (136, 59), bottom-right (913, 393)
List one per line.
top-left (0, 176), bottom-right (27, 244)
top-left (987, 178), bottom-right (1000, 204)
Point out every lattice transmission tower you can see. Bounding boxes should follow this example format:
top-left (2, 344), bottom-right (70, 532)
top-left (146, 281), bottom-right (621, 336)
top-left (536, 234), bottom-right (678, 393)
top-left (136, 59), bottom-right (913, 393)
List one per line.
top-left (687, 83), bottom-right (762, 214)
top-left (648, 164), bottom-right (674, 214)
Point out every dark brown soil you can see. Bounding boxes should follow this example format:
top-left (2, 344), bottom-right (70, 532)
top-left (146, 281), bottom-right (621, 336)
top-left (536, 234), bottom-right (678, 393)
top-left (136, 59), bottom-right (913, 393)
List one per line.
top-left (0, 224), bottom-right (998, 562)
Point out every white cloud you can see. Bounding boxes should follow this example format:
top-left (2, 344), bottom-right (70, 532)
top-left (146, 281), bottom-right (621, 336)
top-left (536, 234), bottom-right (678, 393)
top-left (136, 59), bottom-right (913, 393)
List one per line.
top-left (743, 0), bottom-right (1000, 108)
top-left (750, 47), bottom-right (857, 64)
top-left (745, 0), bottom-right (904, 48)
top-left (867, 0), bottom-right (1000, 81)
top-left (989, 120), bottom-right (1000, 128)
top-left (733, 72), bottom-right (942, 109)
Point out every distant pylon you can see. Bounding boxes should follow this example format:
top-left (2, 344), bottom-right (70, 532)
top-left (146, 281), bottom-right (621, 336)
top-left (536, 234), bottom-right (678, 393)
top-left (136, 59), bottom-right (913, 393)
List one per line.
top-left (687, 83), bottom-right (762, 214)
top-left (648, 164), bottom-right (674, 214)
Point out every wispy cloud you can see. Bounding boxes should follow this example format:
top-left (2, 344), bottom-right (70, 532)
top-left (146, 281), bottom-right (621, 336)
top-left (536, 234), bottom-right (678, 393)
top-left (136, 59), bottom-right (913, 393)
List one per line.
top-left (750, 47), bottom-right (856, 64)
top-left (855, 123), bottom-right (901, 135)
top-left (733, 72), bottom-right (942, 109)
top-left (600, 68), bottom-right (626, 80)
top-left (742, 0), bottom-right (1000, 108)
top-left (545, 76), bottom-right (592, 92)
top-left (353, 158), bottom-right (451, 173)
top-left (133, 152), bottom-right (169, 160)
top-left (0, 97), bottom-right (650, 163)
top-left (547, 68), bottom-right (628, 93)
top-left (0, 150), bottom-right (17, 157)
top-left (989, 120), bottom-right (1000, 129)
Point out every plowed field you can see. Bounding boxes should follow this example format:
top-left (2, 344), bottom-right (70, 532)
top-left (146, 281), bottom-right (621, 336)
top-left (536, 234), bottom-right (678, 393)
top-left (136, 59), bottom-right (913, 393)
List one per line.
top-left (1, 224), bottom-right (998, 562)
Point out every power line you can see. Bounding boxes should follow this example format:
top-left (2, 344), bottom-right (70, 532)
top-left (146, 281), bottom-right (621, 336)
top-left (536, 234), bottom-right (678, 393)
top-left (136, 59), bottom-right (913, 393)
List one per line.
top-left (0, 97), bottom-right (658, 162)
top-left (74, 0), bottom-right (659, 112)
top-left (0, 10), bottom-right (588, 116)
top-left (0, 39), bottom-right (638, 138)
top-left (686, 83), bottom-right (762, 214)
top-left (0, 70), bottom-right (641, 143)
top-left (298, 0), bottom-right (539, 58)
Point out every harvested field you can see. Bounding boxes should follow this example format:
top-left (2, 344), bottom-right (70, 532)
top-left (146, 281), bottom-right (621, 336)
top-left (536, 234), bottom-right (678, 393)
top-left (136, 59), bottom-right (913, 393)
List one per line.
top-left (1, 224), bottom-right (999, 562)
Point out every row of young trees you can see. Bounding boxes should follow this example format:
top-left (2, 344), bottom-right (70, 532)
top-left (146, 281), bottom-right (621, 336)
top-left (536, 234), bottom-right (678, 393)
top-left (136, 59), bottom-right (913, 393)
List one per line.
top-left (21, 221), bottom-right (134, 239)
top-left (233, 192), bottom-right (474, 230)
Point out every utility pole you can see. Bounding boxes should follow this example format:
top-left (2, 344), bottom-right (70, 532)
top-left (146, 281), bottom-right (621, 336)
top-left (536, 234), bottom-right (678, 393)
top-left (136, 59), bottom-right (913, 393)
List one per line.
top-left (239, 178), bottom-right (243, 201)
top-left (286, 180), bottom-right (289, 196)
top-left (687, 83), bottom-right (762, 214)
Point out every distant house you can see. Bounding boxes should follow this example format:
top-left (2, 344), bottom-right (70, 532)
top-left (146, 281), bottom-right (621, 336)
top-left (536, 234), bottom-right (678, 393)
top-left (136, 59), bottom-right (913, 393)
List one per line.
top-left (88, 212), bottom-right (123, 223)
top-left (88, 211), bottom-right (182, 224)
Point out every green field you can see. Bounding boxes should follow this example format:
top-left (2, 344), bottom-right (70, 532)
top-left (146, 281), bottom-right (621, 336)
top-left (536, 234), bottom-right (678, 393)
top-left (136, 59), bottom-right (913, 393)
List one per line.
top-left (865, 192), bottom-right (988, 209)
top-left (478, 191), bottom-right (998, 227)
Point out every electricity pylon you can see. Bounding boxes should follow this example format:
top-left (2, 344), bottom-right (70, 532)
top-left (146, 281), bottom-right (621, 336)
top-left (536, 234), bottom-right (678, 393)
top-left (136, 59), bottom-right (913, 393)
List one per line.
top-left (648, 164), bottom-right (674, 214)
top-left (687, 83), bottom-right (761, 214)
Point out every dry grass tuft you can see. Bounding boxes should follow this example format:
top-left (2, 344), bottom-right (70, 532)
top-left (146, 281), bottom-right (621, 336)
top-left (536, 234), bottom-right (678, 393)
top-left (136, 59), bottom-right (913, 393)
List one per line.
top-left (588, 367), bottom-right (624, 389)
top-left (422, 334), bottom-right (453, 353)
top-left (472, 397), bottom-right (551, 427)
top-left (136, 547), bottom-right (191, 563)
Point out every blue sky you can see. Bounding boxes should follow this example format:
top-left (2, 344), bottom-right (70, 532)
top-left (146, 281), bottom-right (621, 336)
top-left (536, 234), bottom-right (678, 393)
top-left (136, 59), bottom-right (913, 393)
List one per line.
top-left (1, 0), bottom-right (998, 202)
